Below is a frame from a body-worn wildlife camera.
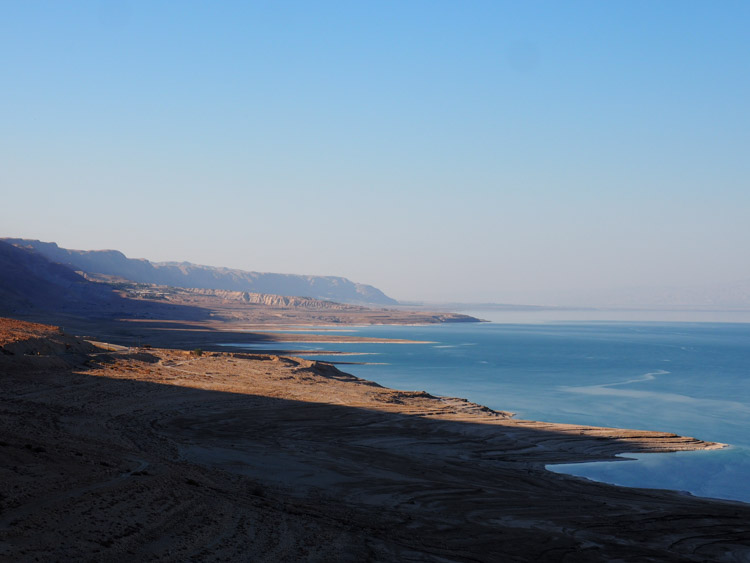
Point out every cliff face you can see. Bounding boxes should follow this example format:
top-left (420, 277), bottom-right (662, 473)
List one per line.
top-left (178, 288), bottom-right (365, 310)
top-left (3, 239), bottom-right (397, 306)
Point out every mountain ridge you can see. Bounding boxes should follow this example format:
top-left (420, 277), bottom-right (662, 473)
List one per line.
top-left (3, 239), bottom-right (397, 305)
top-left (0, 241), bottom-right (479, 329)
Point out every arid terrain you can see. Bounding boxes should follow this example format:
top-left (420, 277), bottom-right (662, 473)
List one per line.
top-left (2, 317), bottom-right (750, 562)
top-left (107, 278), bottom-right (483, 326)
top-left (0, 239), bottom-right (481, 334)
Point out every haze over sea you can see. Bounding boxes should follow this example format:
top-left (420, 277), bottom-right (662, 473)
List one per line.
top-left (224, 311), bottom-right (750, 504)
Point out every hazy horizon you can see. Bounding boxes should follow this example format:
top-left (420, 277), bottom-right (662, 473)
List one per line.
top-left (3, 2), bottom-right (749, 303)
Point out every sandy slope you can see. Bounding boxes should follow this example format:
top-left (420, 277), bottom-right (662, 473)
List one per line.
top-left (1, 318), bottom-right (749, 562)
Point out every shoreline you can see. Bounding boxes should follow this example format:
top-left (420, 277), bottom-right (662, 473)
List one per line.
top-left (2, 317), bottom-right (750, 560)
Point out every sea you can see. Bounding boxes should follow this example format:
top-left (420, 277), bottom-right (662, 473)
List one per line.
top-left (220, 310), bottom-right (750, 504)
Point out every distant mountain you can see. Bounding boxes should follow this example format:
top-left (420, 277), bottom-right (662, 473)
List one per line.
top-left (0, 240), bottom-right (207, 321)
top-left (3, 239), bottom-right (398, 305)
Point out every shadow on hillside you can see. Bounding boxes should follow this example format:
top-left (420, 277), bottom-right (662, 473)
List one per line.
top-left (4, 351), bottom-right (750, 561)
top-left (11, 351), bottom-right (731, 477)
top-left (6, 294), bottom-right (218, 347)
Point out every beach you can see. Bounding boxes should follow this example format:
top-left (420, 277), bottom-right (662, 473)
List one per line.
top-left (2, 318), bottom-right (750, 561)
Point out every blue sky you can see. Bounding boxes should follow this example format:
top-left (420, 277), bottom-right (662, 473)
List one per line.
top-left (2, 1), bottom-right (749, 302)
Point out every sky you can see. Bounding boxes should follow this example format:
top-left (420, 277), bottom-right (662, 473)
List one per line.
top-left (2, 1), bottom-right (749, 303)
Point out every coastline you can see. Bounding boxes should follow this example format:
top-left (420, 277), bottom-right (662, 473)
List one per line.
top-left (3, 317), bottom-right (749, 561)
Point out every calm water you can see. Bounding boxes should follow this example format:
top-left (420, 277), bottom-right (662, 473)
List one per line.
top-left (221, 319), bottom-right (750, 503)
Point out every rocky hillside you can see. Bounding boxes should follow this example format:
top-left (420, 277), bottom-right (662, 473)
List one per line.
top-left (0, 241), bottom-right (209, 322)
top-left (0, 317), bottom-right (97, 363)
top-left (3, 239), bottom-right (397, 305)
top-left (0, 240), bottom-right (119, 315)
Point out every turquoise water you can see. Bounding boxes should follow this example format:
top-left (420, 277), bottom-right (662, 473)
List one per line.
top-left (222, 320), bottom-right (750, 503)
